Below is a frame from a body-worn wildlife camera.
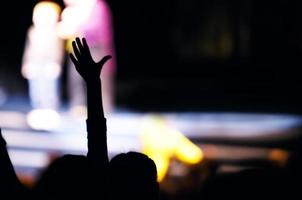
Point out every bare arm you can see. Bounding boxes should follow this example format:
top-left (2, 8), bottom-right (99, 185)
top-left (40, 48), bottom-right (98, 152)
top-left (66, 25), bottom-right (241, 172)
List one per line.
top-left (70, 37), bottom-right (111, 165)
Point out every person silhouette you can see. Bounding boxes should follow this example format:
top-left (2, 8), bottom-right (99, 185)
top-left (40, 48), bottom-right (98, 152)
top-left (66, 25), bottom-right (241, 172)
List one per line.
top-left (69, 37), bottom-right (159, 200)
top-left (109, 152), bottom-right (159, 200)
top-left (0, 128), bottom-right (32, 199)
top-left (34, 37), bottom-right (158, 200)
top-left (33, 37), bottom-right (111, 200)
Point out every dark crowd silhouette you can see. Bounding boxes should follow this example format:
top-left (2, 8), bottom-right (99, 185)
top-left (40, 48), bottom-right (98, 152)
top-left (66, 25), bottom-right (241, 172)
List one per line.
top-left (1, 37), bottom-right (302, 200)
top-left (1, 38), bottom-right (159, 200)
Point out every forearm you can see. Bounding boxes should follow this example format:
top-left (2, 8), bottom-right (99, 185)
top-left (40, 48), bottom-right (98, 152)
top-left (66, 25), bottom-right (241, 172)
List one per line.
top-left (69, 37), bottom-right (110, 165)
top-left (86, 79), bottom-right (109, 164)
top-left (87, 79), bottom-right (104, 120)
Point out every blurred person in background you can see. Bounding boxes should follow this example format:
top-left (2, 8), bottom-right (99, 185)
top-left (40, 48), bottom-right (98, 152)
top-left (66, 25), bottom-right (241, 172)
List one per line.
top-left (21, 1), bottom-right (64, 130)
top-left (57, 0), bottom-right (116, 116)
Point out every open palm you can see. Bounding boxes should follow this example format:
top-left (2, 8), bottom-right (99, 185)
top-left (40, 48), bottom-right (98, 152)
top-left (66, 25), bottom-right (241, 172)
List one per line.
top-left (69, 37), bottom-right (111, 82)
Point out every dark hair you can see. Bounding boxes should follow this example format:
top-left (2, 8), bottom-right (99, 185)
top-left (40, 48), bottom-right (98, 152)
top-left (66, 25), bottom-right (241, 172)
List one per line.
top-left (109, 152), bottom-right (159, 200)
top-left (34, 155), bottom-right (96, 200)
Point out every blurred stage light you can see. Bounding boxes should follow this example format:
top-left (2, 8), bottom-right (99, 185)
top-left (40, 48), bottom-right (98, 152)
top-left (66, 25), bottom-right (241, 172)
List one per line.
top-left (268, 148), bottom-right (289, 167)
top-left (141, 116), bottom-right (204, 182)
top-left (32, 1), bottom-right (61, 27)
top-left (57, 0), bottom-right (96, 39)
top-left (27, 109), bottom-right (61, 131)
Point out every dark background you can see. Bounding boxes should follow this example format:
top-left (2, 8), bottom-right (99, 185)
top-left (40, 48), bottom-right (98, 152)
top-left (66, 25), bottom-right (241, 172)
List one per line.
top-left (0, 0), bottom-right (302, 113)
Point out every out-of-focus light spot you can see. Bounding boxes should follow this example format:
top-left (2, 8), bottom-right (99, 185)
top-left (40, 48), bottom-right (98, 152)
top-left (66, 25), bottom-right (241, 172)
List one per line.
top-left (175, 137), bottom-right (203, 164)
top-left (57, 0), bottom-right (94, 39)
top-left (150, 154), bottom-right (170, 182)
top-left (27, 109), bottom-right (61, 131)
top-left (268, 149), bottom-right (289, 167)
top-left (141, 116), bottom-right (204, 182)
top-left (22, 63), bottom-right (61, 80)
top-left (33, 1), bottom-right (61, 27)
top-left (57, 7), bottom-right (83, 39)
top-left (64, 0), bottom-right (96, 7)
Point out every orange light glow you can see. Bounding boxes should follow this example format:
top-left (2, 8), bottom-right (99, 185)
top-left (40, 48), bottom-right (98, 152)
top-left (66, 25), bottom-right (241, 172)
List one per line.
top-left (268, 149), bottom-right (289, 167)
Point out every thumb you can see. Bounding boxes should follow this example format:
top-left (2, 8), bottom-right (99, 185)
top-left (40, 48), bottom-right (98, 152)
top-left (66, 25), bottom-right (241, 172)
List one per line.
top-left (97, 55), bottom-right (112, 69)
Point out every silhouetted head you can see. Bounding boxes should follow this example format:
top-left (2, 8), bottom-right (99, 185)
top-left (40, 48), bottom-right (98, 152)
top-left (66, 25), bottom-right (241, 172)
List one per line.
top-left (109, 152), bottom-right (159, 200)
top-left (34, 155), bottom-right (97, 200)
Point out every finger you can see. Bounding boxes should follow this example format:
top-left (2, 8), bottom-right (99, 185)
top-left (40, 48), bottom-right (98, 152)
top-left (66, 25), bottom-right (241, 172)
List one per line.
top-left (82, 37), bottom-right (92, 57)
top-left (75, 37), bottom-right (84, 52)
top-left (97, 55), bottom-right (112, 67)
top-left (69, 53), bottom-right (79, 66)
top-left (82, 37), bottom-right (88, 50)
top-left (72, 41), bottom-right (81, 59)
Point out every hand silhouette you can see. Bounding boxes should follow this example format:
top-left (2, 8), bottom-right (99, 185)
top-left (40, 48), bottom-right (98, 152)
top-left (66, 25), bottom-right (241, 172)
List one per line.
top-left (69, 37), bottom-right (112, 82)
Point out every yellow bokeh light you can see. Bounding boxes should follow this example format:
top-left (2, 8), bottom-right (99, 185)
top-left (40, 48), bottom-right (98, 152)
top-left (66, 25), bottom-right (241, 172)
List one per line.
top-left (140, 116), bottom-right (204, 182)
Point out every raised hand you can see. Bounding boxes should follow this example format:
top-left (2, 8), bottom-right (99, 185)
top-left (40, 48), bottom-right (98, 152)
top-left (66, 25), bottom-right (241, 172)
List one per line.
top-left (69, 39), bottom-right (109, 164)
top-left (69, 37), bottom-right (111, 82)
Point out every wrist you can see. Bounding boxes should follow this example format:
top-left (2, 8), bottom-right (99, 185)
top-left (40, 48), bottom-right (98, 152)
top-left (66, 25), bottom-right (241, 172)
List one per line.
top-left (85, 78), bottom-right (101, 85)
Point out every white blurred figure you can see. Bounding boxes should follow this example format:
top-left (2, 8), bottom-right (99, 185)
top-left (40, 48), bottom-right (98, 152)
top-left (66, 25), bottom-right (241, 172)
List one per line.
top-left (58, 0), bottom-right (116, 117)
top-left (22, 2), bottom-right (63, 130)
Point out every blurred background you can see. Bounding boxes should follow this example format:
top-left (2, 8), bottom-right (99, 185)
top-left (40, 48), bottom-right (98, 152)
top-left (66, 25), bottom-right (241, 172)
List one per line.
top-left (1, 0), bottom-right (302, 112)
top-left (0, 0), bottom-right (302, 198)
